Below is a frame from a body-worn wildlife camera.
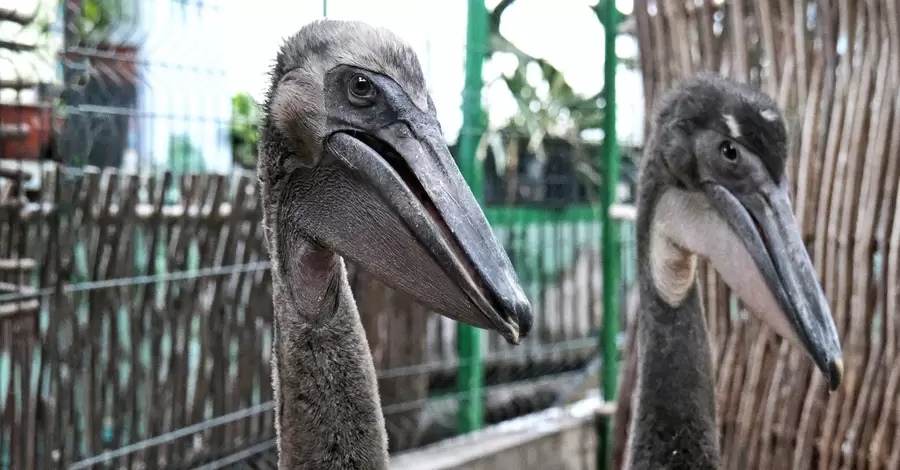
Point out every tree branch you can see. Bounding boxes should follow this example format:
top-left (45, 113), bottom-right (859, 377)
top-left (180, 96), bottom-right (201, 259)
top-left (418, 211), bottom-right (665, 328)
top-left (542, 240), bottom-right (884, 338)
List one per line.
top-left (489, 0), bottom-right (517, 32)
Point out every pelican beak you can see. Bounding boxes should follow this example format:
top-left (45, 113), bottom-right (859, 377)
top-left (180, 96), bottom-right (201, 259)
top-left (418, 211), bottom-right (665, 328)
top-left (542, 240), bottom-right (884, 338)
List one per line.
top-left (320, 115), bottom-right (531, 344)
top-left (702, 182), bottom-right (843, 390)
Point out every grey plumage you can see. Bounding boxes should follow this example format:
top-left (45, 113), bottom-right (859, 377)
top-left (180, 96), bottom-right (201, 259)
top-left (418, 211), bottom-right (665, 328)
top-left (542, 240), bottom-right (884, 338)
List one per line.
top-left (259, 20), bottom-right (430, 185)
top-left (626, 73), bottom-right (842, 469)
top-left (259, 21), bottom-right (424, 469)
top-left (258, 19), bottom-right (532, 470)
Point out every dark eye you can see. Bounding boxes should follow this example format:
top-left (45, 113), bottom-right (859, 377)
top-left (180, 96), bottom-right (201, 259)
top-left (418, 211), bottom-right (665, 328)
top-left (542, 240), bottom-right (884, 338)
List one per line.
top-left (719, 141), bottom-right (739, 162)
top-left (348, 74), bottom-right (376, 105)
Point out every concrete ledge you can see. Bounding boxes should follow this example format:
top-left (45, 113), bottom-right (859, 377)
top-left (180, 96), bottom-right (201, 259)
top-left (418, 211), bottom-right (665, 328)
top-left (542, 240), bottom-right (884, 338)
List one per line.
top-left (390, 397), bottom-right (615, 470)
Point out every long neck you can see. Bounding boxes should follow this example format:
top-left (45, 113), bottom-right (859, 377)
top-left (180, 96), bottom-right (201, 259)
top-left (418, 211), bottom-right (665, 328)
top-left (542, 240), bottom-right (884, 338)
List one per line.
top-left (626, 281), bottom-right (720, 469)
top-left (627, 186), bottom-right (720, 469)
top-left (269, 240), bottom-right (388, 470)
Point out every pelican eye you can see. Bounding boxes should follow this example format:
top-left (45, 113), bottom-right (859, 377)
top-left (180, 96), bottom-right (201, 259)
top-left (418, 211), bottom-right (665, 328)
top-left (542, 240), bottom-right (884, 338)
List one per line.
top-left (719, 141), bottom-right (738, 162)
top-left (348, 74), bottom-right (377, 106)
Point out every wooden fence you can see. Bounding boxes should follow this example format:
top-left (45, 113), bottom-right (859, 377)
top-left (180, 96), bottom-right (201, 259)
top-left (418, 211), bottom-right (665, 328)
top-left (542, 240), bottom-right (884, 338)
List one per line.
top-left (615, 1), bottom-right (900, 469)
top-left (0, 162), bottom-right (619, 468)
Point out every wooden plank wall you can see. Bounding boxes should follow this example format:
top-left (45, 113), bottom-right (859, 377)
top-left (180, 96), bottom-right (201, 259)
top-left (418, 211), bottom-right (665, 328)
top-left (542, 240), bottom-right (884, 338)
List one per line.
top-left (615, 1), bottom-right (900, 469)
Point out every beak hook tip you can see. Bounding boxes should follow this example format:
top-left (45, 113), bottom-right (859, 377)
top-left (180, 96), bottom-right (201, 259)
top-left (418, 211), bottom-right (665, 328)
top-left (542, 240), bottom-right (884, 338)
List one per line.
top-left (507, 328), bottom-right (521, 345)
top-left (497, 322), bottom-right (521, 345)
top-left (827, 357), bottom-right (843, 391)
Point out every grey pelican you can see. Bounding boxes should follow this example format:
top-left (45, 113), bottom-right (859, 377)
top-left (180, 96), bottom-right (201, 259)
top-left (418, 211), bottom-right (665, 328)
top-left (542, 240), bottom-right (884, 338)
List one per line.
top-left (625, 73), bottom-right (843, 469)
top-left (257, 19), bottom-right (532, 469)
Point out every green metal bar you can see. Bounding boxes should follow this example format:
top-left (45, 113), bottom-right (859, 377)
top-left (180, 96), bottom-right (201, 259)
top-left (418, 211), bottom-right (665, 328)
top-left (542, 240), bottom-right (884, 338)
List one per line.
top-left (456, 0), bottom-right (488, 435)
top-left (483, 205), bottom-right (601, 226)
top-left (598, 1), bottom-right (621, 469)
top-left (322, 0), bottom-right (327, 16)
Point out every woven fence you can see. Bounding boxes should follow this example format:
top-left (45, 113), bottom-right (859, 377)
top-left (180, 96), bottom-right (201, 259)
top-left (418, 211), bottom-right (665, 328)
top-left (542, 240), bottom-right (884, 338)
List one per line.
top-left (614, 1), bottom-right (900, 469)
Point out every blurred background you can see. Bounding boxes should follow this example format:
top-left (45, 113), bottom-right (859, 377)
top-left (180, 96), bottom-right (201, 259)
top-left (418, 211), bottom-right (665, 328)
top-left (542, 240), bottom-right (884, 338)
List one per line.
top-left (1, 0), bottom-right (896, 469)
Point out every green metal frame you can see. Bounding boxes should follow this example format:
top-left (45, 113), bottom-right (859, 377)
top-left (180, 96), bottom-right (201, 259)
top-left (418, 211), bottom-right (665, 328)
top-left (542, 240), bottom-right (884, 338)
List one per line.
top-left (456, 5), bottom-right (622, 466)
top-left (598, 1), bottom-right (621, 469)
top-left (456, 0), bottom-right (488, 435)
top-left (484, 206), bottom-right (602, 226)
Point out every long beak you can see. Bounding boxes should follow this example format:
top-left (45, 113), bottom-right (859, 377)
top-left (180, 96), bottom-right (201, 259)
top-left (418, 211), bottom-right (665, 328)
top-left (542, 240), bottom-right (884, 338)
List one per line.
top-left (325, 116), bottom-right (532, 344)
top-left (703, 182), bottom-right (843, 390)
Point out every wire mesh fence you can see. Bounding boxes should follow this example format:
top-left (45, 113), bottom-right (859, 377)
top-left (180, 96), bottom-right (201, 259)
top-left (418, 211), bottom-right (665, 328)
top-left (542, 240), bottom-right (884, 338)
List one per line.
top-left (0, 167), bottom-right (636, 469)
top-left (1, 1), bottom-right (640, 469)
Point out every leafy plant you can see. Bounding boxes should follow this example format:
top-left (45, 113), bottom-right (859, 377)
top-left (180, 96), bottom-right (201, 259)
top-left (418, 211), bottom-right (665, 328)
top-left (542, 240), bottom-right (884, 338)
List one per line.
top-left (231, 92), bottom-right (261, 169)
top-left (38, 0), bottom-right (133, 43)
top-left (480, 0), bottom-right (636, 205)
top-left (487, 0), bottom-right (605, 140)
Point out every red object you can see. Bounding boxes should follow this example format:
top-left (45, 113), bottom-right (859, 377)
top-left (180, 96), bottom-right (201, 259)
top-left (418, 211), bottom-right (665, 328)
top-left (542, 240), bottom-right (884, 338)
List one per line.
top-left (0, 103), bottom-right (53, 160)
top-left (0, 43), bottom-right (138, 162)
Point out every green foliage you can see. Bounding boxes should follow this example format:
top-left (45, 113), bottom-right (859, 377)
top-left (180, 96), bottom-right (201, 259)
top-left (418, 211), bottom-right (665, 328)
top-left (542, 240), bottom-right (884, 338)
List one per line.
top-left (480, 0), bottom-right (637, 204)
top-left (500, 60), bottom-right (604, 141)
top-left (80, 0), bottom-right (111, 33)
top-left (48, 0), bottom-right (133, 42)
top-left (34, 0), bottom-right (133, 44)
top-left (487, 0), bottom-right (609, 141)
top-left (231, 92), bottom-right (261, 169)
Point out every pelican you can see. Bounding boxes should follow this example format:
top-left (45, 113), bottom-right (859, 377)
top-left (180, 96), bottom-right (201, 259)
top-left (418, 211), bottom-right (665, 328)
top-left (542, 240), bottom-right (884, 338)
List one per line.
top-left (257, 20), bottom-right (532, 469)
top-left (625, 73), bottom-right (843, 469)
